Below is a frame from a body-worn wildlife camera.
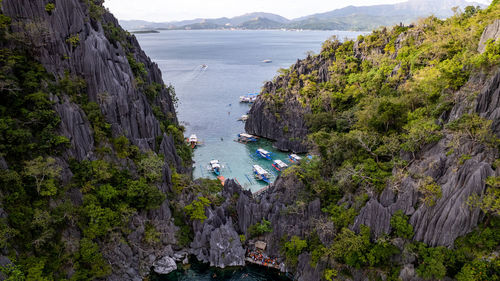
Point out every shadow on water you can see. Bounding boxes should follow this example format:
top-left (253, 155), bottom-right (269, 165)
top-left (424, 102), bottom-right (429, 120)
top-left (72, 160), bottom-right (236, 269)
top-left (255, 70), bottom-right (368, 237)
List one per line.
top-left (150, 259), bottom-right (291, 281)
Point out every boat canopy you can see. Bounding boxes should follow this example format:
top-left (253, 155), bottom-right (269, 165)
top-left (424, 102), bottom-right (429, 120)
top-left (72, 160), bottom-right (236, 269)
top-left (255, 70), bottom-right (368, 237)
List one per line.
top-left (289, 154), bottom-right (302, 161)
top-left (257, 148), bottom-right (271, 155)
top-left (253, 165), bottom-right (269, 176)
top-left (273, 160), bottom-right (288, 169)
top-left (189, 134), bottom-right (197, 142)
top-left (239, 133), bottom-right (255, 138)
top-left (210, 160), bottom-right (220, 165)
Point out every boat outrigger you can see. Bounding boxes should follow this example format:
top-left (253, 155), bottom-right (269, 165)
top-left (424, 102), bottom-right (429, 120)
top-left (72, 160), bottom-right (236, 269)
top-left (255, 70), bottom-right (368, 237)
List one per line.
top-left (237, 133), bottom-right (258, 143)
top-left (209, 160), bottom-right (222, 176)
top-left (253, 165), bottom-right (271, 183)
top-left (256, 148), bottom-right (272, 160)
top-left (289, 154), bottom-right (302, 163)
top-left (272, 160), bottom-right (288, 172)
top-left (239, 93), bottom-right (259, 103)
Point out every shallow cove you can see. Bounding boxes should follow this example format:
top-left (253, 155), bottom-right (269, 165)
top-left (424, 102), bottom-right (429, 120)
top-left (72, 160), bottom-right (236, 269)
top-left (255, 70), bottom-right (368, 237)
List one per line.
top-left (150, 259), bottom-right (292, 281)
top-left (135, 30), bottom-right (365, 192)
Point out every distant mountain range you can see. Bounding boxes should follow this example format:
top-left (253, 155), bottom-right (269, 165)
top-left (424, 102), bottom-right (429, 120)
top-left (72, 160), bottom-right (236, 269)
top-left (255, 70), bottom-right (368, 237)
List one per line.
top-left (120, 0), bottom-right (486, 31)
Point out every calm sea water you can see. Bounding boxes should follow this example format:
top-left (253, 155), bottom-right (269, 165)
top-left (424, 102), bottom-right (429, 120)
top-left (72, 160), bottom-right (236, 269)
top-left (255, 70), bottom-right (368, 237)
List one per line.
top-left (135, 30), bottom-right (363, 193)
top-left (135, 30), bottom-right (363, 279)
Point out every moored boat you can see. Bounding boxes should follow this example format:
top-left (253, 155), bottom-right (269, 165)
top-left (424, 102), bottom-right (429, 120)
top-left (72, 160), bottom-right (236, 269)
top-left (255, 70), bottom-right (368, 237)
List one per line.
top-left (253, 165), bottom-right (271, 183)
top-left (289, 154), bottom-right (302, 163)
top-left (272, 159), bottom-right (288, 172)
top-left (237, 133), bottom-right (258, 143)
top-left (188, 134), bottom-right (198, 148)
top-left (209, 160), bottom-right (221, 176)
top-left (238, 114), bottom-right (249, 121)
top-left (239, 93), bottom-right (259, 103)
top-left (256, 148), bottom-right (272, 160)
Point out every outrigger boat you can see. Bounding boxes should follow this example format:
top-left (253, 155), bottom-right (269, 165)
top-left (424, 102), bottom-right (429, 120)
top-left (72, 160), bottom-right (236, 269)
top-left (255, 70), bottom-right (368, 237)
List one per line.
top-left (272, 160), bottom-right (288, 172)
top-left (253, 165), bottom-right (271, 183)
top-left (239, 93), bottom-right (259, 103)
top-left (256, 148), bottom-right (272, 160)
top-left (289, 154), bottom-right (302, 163)
top-left (209, 160), bottom-right (222, 176)
top-left (188, 134), bottom-right (198, 148)
top-left (237, 133), bottom-right (258, 143)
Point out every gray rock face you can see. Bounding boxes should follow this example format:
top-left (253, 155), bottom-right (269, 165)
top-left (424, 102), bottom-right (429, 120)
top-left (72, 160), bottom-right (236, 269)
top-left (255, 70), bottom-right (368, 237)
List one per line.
top-left (245, 89), bottom-right (310, 153)
top-left (153, 256), bottom-right (177, 275)
top-left (352, 68), bottom-right (500, 247)
top-left (1, 1), bottom-right (184, 280)
top-left (245, 55), bottom-right (331, 153)
top-left (190, 194), bottom-right (246, 268)
top-left (54, 97), bottom-right (94, 161)
top-left (478, 19), bottom-right (500, 53)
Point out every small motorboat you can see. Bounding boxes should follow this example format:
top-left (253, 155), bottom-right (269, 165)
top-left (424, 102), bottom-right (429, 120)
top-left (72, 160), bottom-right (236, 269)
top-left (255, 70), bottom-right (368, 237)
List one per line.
top-left (209, 160), bottom-right (222, 176)
top-left (253, 165), bottom-right (271, 183)
top-left (256, 148), bottom-right (272, 160)
top-left (201, 64), bottom-right (208, 69)
top-left (289, 154), bottom-right (302, 163)
top-left (236, 133), bottom-right (258, 143)
top-left (188, 134), bottom-right (198, 148)
top-left (262, 59), bottom-right (272, 63)
top-left (238, 114), bottom-right (249, 121)
top-left (272, 160), bottom-right (289, 172)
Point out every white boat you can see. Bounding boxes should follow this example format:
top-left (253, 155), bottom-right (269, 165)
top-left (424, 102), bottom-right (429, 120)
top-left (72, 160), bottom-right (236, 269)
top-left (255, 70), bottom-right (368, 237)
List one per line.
top-left (262, 59), bottom-right (272, 63)
top-left (238, 114), bottom-right (249, 121)
top-left (289, 154), bottom-right (302, 163)
top-left (253, 165), bottom-right (271, 183)
top-left (209, 160), bottom-right (221, 176)
top-left (239, 93), bottom-right (259, 103)
top-left (272, 160), bottom-right (288, 172)
top-left (256, 148), bottom-right (272, 160)
top-left (188, 134), bottom-right (198, 148)
top-left (237, 133), bottom-right (258, 143)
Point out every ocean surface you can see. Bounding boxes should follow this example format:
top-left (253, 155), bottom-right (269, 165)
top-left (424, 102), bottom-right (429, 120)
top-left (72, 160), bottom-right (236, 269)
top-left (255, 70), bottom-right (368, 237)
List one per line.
top-left (135, 30), bottom-right (364, 279)
top-left (135, 30), bottom-right (364, 193)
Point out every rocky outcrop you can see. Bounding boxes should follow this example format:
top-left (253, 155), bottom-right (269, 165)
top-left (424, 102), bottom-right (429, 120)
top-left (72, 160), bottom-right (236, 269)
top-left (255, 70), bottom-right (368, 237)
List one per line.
top-left (245, 94), bottom-right (310, 153)
top-left (353, 68), bottom-right (500, 247)
top-left (245, 55), bottom-right (331, 153)
top-left (1, 0), bottom-right (184, 279)
top-left (478, 19), bottom-right (500, 53)
top-left (153, 256), bottom-right (177, 275)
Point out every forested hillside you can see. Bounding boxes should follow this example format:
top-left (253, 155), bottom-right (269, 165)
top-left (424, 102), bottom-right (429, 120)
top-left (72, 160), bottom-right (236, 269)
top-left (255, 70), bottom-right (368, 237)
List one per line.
top-left (244, 1), bottom-right (500, 280)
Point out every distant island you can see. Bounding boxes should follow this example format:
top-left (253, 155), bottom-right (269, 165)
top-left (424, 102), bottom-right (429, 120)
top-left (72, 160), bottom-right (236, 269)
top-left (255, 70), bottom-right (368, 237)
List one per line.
top-left (120, 0), bottom-right (485, 32)
top-left (131, 30), bottom-right (160, 34)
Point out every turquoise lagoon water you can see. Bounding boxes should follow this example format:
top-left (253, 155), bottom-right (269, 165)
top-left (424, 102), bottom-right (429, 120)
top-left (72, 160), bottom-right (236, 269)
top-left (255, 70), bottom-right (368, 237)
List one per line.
top-left (134, 29), bottom-right (364, 192)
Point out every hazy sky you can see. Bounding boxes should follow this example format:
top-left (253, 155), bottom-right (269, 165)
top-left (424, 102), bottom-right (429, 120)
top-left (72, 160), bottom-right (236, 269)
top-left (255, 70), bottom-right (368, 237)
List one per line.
top-left (103, 0), bottom-right (492, 22)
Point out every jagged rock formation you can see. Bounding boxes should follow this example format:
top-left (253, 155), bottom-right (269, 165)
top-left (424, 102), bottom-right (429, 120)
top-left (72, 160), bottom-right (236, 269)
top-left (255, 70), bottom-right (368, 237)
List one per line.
top-left (240, 15), bottom-right (500, 281)
top-left (245, 55), bottom-right (331, 153)
top-left (1, 0), bottom-right (184, 279)
top-left (478, 19), bottom-right (500, 53)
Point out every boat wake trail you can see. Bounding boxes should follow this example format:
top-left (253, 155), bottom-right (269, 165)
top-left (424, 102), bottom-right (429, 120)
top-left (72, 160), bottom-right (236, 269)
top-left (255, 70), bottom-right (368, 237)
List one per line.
top-left (184, 64), bottom-right (208, 82)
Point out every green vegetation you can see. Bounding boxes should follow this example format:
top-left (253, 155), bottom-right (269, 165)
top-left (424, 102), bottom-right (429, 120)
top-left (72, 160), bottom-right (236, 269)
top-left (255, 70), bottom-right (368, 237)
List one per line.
top-left (45, 3), bottom-right (55, 13)
top-left (283, 236), bottom-right (307, 267)
top-left (0, 1), bottom-right (194, 279)
top-left (266, 2), bottom-right (500, 279)
top-left (247, 219), bottom-right (272, 238)
top-left (184, 196), bottom-right (211, 222)
top-left (390, 210), bottom-right (414, 239)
